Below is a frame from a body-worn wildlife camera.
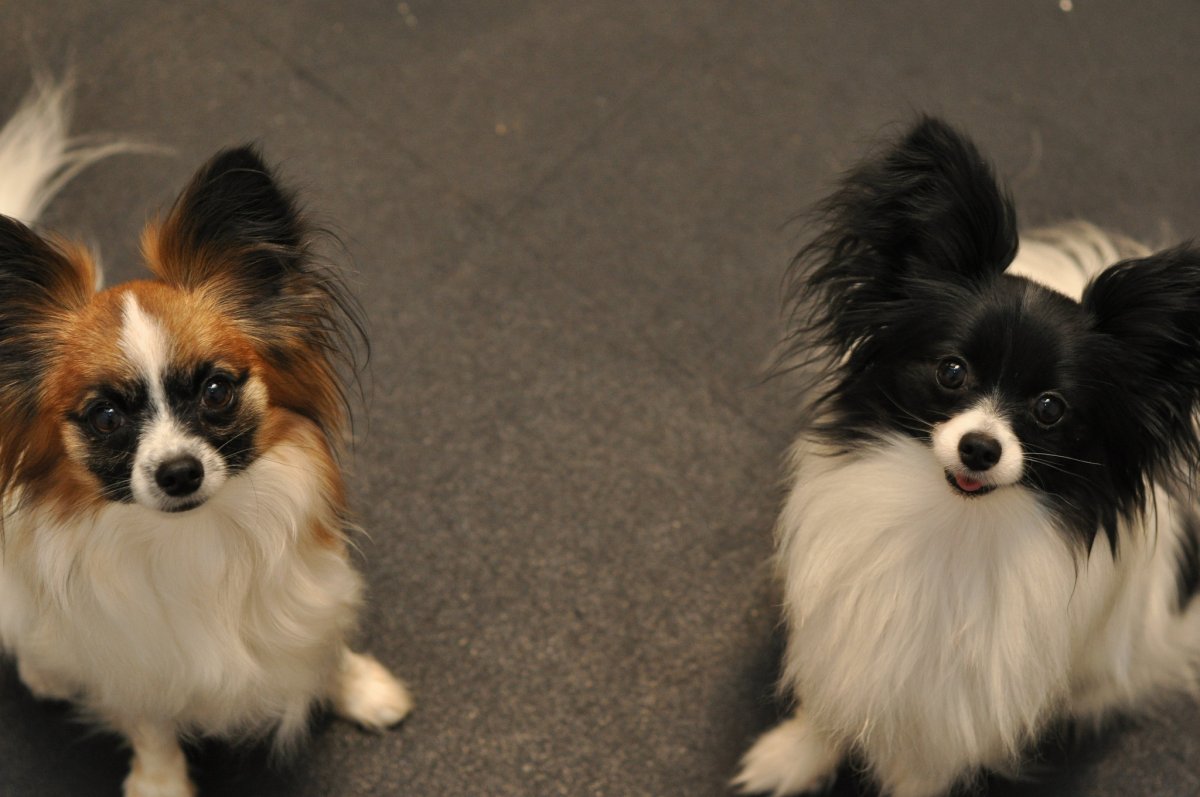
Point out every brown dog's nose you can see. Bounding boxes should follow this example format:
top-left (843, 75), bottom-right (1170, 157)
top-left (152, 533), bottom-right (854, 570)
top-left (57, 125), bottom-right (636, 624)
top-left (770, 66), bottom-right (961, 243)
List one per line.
top-left (155, 455), bottom-right (204, 497)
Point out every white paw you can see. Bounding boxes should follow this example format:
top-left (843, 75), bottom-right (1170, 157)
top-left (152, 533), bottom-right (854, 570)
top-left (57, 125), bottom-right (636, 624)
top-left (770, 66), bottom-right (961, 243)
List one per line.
top-left (332, 651), bottom-right (413, 731)
top-left (732, 713), bottom-right (841, 796)
top-left (123, 765), bottom-right (196, 797)
top-left (17, 658), bottom-right (76, 702)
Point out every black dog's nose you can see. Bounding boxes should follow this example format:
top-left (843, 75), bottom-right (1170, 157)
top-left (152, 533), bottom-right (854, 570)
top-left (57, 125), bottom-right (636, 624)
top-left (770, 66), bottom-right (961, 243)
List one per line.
top-left (959, 432), bottom-right (1001, 471)
top-left (155, 455), bottom-right (204, 497)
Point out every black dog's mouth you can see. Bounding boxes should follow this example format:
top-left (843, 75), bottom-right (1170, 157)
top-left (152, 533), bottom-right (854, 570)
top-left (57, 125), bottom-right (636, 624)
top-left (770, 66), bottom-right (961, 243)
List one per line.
top-left (162, 498), bottom-right (206, 513)
top-left (945, 470), bottom-right (996, 497)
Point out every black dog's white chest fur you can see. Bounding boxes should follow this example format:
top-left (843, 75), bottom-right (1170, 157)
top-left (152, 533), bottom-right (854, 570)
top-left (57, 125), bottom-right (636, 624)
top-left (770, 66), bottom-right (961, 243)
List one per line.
top-left (736, 117), bottom-right (1200, 797)
top-left (784, 437), bottom-right (1194, 782)
top-left (738, 433), bottom-right (1200, 797)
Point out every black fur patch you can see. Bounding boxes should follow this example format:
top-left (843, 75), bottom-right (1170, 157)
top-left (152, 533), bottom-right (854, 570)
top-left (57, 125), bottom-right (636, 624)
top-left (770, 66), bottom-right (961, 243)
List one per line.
top-left (782, 116), bottom-right (1200, 552)
top-left (72, 364), bottom-right (258, 503)
top-left (70, 379), bottom-right (150, 503)
top-left (161, 363), bottom-right (257, 475)
top-left (0, 217), bottom-right (92, 430)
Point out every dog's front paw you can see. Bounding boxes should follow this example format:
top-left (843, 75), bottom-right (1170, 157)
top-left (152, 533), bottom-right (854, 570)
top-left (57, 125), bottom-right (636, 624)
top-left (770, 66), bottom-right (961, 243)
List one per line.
top-left (331, 650), bottom-right (413, 731)
top-left (120, 721), bottom-right (194, 797)
top-left (123, 756), bottom-right (196, 797)
top-left (732, 712), bottom-right (840, 796)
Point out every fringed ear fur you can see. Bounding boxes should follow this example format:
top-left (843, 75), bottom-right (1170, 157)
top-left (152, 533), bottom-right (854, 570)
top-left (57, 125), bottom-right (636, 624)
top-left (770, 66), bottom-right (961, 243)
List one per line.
top-left (0, 214), bottom-right (98, 502)
top-left (784, 117), bottom-right (1018, 365)
top-left (0, 214), bottom-right (96, 410)
top-left (1082, 246), bottom-right (1200, 497)
top-left (143, 145), bottom-right (366, 443)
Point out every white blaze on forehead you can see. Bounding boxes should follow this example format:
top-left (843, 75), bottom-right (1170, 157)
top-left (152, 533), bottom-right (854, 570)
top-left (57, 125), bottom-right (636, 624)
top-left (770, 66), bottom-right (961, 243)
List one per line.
top-left (119, 293), bottom-right (170, 412)
top-left (119, 292), bottom-right (231, 511)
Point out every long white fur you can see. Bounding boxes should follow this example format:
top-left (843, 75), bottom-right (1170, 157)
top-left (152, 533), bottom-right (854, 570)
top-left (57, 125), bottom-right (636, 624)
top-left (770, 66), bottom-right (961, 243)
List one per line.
top-left (738, 225), bottom-right (1200, 796)
top-left (0, 424), bottom-right (365, 745)
top-left (1007, 220), bottom-right (1149, 300)
top-left (0, 76), bottom-right (132, 225)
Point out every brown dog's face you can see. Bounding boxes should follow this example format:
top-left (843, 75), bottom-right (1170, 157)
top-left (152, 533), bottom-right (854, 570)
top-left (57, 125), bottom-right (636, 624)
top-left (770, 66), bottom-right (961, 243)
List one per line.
top-left (42, 283), bottom-right (269, 512)
top-left (0, 146), bottom-right (360, 519)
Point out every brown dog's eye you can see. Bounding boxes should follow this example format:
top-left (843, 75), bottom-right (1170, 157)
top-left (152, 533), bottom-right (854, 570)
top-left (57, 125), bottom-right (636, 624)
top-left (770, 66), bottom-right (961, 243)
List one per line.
top-left (201, 377), bottom-right (235, 410)
top-left (88, 403), bottom-right (124, 434)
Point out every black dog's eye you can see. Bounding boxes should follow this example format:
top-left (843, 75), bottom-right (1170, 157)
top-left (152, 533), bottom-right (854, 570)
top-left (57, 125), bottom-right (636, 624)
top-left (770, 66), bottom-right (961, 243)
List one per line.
top-left (935, 358), bottom-right (968, 390)
top-left (88, 403), bottom-right (124, 434)
top-left (201, 376), bottom-right (235, 410)
top-left (1033, 393), bottom-right (1067, 426)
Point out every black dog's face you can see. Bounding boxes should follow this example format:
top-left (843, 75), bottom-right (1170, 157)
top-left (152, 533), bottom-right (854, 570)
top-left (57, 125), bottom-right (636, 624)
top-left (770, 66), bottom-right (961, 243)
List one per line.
top-left (791, 118), bottom-right (1200, 550)
top-left (840, 273), bottom-right (1125, 542)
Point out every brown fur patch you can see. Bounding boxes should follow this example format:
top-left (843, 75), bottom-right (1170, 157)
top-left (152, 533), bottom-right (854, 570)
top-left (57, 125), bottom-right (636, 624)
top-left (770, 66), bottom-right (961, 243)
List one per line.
top-left (0, 229), bottom-right (101, 520)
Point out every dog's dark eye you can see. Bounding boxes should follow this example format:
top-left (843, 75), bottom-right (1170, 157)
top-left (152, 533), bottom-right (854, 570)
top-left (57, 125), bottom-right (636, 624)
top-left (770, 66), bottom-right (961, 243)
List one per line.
top-left (201, 376), bottom-right (235, 410)
top-left (88, 403), bottom-right (124, 434)
top-left (935, 358), bottom-right (968, 390)
top-left (1033, 393), bottom-right (1067, 426)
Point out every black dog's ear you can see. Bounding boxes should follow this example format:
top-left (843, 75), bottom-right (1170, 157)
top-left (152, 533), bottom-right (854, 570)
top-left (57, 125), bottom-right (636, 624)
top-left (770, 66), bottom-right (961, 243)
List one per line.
top-left (1083, 246), bottom-right (1200, 492)
top-left (822, 117), bottom-right (1016, 282)
top-left (788, 118), bottom-right (1018, 359)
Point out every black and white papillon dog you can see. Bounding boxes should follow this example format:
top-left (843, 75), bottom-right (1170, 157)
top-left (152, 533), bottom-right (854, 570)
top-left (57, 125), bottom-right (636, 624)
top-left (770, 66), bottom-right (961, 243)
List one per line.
top-left (734, 118), bottom-right (1200, 796)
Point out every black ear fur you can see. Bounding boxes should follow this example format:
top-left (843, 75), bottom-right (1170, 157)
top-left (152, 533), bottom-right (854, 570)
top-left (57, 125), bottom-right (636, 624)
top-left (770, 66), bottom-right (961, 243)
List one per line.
top-left (170, 145), bottom-right (300, 249)
top-left (839, 117), bottom-right (1017, 283)
top-left (785, 117), bottom-right (1018, 361)
top-left (0, 215), bottom-right (94, 428)
top-left (151, 145), bottom-right (305, 291)
top-left (1083, 246), bottom-right (1200, 498)
top-left (0, 215), bottom-right (94, 312)
top-left (0, 214), bottom-right (93, 361)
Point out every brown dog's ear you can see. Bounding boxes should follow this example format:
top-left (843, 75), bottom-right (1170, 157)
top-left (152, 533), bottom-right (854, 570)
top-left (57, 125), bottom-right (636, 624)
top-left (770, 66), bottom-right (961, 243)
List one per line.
top-left (0, 215), bottom-right (97, 495)
top-left (0, 214), bottom-right (95, 308)
top-left (0, 214), bottom-right (95, 371)
top-left (144, 144), bottom-right (304, 290)
top-left (142, 145), bottom-right (334, 353)
top-left (143, 146), bottom-right (365, 443)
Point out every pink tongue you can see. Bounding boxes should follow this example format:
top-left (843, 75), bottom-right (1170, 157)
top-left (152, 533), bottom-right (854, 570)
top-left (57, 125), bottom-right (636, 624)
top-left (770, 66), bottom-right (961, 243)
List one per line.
top-left (955, 474), bottom-right (985, 492)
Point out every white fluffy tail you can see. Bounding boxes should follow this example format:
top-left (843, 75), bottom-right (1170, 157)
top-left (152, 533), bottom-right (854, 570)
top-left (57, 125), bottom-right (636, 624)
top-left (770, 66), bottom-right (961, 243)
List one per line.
top-left (0, 77), bottom-right (131, 225)
top-left (1007, 221), bottom-right (1150, 301)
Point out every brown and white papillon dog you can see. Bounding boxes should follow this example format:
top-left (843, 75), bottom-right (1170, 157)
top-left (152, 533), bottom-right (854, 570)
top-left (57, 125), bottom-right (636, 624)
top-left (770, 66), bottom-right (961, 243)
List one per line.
top-left (0, 80), bottom-right (411, 797)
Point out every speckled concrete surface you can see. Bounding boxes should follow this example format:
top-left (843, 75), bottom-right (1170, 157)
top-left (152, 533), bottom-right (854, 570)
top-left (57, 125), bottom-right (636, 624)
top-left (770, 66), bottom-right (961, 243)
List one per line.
top-left (0, 2), bottom-right (1198, 795)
